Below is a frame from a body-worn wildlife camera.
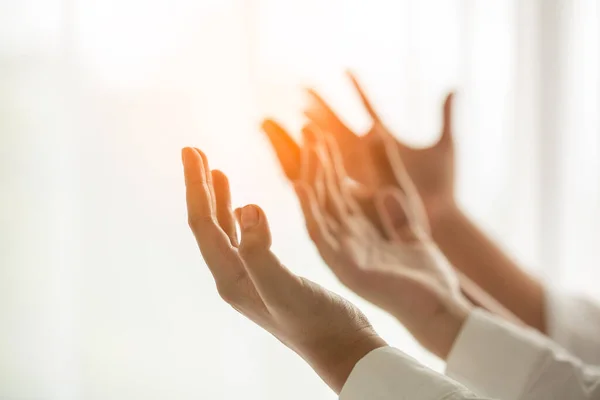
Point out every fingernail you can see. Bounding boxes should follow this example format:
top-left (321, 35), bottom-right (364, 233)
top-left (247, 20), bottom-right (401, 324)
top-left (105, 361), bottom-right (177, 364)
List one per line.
top-left (241, 205), bottom-right (259, 229)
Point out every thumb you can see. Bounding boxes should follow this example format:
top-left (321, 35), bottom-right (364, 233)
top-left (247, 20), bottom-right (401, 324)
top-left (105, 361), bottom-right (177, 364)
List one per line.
top-left (374, 189), bottom-right (419, 243)
top-left (438, 91), bottom-right (455, 146)
top-left (236, 205), bottom-right (300, 303)
top-left (237, 204), bottom-right (272, 250)
top-left (346, 70), bottom-right (382, 123)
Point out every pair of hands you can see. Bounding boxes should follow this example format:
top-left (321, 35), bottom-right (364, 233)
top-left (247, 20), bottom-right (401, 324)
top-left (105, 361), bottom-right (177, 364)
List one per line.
top-left (182, 74), bottom-right (471, 393)
top-left (288, 122), bottom-right (470, 359)
top-left (262, 73), bottom-right (473, 356)
top-left (262, 72), bottom-right (455, 231)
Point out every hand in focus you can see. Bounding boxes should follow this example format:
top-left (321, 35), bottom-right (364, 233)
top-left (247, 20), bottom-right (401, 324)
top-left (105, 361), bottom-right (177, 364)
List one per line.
top-left (290, 135), bottom-right (472, 359)
top-left (181, 147), bottom-right (386, 393)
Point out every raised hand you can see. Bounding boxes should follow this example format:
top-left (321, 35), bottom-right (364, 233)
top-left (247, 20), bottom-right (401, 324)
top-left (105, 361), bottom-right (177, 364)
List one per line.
top-left (291, 136), bottom-right (472, 359)
top-left (262, 76), bottom-right (521, 325)
top-left (299, 74), bottom-right (538, 330)
top-left (303, 72), bottom-right (456, 225)
top-left (181, 147), bottom-right (386, 393)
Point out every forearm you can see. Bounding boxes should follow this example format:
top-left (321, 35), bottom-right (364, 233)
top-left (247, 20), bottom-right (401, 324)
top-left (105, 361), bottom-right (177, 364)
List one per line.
top-left (431, 204), bottom-right (546, 332)
top-left (458, 272), bottom-right (524, 327)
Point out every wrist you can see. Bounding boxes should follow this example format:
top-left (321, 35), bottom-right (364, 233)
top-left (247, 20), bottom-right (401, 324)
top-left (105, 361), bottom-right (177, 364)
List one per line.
top-left (304, 328), bottom-right (387, 394)
top-left (414, 295), bottom-right (473, 360)
top-left (436, 297), bottom-right (473, 360)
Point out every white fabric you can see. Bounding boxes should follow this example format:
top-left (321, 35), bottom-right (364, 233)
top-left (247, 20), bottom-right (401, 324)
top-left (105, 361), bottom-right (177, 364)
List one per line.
top-left (545, 288), bottom-right (600, 365)
top-left (342, 308), bottom-right (600, 400)
top-left (446, 309), bottom-right (600, 400)
top-left (341, 346), bottom-right (487, 400)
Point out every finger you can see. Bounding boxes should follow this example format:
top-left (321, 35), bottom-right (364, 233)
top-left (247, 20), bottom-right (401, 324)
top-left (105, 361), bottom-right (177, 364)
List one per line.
top-left (302, 125), bottom-right (348, 221)
top-left (346, 71), bottom-right (382, 123)
top-left (294, 182), bottom-right (340, 254)
top-left (301, 144), bottom-right (326, 206)
top-left (194, 147), bottom-right (216, 210)
top-left (182, 148), bottom-right (241, 283)
top-left (323, 135), bottom-right (362, 215)
top-left (318, 137), bottom-right (352, 224)
top-left (183, 147), bottom-right (216, 225)
top-left (438, 91), bottom-right (454, 146)
top-left (234, 207), bottom-right (242, 225)
top-left (368, 130), bottom-right (409, 188)
top-left (295, 182), bottom-right (365, 286)
top-left (374, 188), bottom-right (420, 243)
top-left (212, 170), bottom-right (238, 247)
top-left (261, 119), bottom-right (302, 181)
top-left (369, 135), bottom-right (429, 235)
top-left (237, 204), bottom-right (301, 304)
top-left (325, 139), bottom-right (383, 240)
top-left (305, 88), bottom-right (357, 144)
top-left (301, 123), bottom-right (318, 145)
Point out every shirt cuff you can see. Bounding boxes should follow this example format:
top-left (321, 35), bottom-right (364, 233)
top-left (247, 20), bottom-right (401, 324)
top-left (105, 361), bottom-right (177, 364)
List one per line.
top-left (340, 346), bottom-right (473, 400)
top-left (544, 285), bottom-right (600, 365)
top-left (445, 309), bottom-right (556, 399)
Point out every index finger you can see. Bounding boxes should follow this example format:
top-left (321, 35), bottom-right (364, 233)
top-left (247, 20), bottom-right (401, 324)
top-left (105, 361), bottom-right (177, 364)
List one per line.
top-left (183, 148), bottom-right (240, 282)
top-left (183, 147), bottom-right (216, 225)
top-left (261, 119), bottom-right (302, 181)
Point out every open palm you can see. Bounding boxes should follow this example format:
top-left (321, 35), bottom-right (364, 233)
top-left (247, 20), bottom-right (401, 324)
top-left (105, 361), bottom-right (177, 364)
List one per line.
top-left (182, 147), bottom-right (384, 392)
top-left (294, 136), bottom-right (468, 358)
top-left (303, 73), bottom-right (455, 224)
top-left (261, 74), bottom-right (512, 323)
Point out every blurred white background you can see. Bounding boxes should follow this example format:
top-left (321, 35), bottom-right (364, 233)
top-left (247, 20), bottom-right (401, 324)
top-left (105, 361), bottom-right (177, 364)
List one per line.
top-left (0, 0), bottom-right (599, 399)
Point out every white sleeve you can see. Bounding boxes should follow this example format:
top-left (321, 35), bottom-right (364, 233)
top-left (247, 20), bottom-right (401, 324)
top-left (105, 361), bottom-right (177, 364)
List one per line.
top-left (446, 309), bottom-right (600, 400)
top-left (545, 286), bottom-right (600, 365)
top-left (340, 346), bottom-right (491, 400)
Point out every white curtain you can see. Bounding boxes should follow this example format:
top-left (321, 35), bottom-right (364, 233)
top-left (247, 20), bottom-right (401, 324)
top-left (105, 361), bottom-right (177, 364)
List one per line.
top-left (0, 1), bottom-right (598, 399)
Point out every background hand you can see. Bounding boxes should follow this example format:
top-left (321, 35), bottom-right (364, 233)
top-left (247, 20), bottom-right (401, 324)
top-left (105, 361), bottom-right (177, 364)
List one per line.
top-left (300, 74), bottom-right (538, 330)
top-left (182, 147), bottom-right (386, 393)
top-left (292, 139), bottom-right (471, 359)
top-left (262, 75), bottom-right (523, 327)
top-left (303, 72), bottom-right (456, 225)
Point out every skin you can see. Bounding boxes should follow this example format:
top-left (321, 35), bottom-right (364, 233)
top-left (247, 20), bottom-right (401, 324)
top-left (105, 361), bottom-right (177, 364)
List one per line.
top-left (181, 146), bottom-right (386, 394)
top-left (292, 134), bottom-right (473, 359)
top-left (261, 74), bottom-right (523, 328)
top-left (299, 72), bottom-right (544, 332)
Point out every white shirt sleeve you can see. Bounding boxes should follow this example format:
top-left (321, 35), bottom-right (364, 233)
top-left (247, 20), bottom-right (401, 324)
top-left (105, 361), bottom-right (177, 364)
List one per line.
top-left (545, 286), bottom-right (600, 365)
top-left (340, 346), bottom-right (492, 400)
top-left (446, 309), bottom-right (600, 400)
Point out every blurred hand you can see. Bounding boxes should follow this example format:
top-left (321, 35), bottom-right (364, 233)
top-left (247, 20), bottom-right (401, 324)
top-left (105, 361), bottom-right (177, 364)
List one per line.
top-left (261, 75), bottom-right (520, 324)
top-left (292, 136), bottom-right (472, 359)
top-left (181, 147), bottom-right (386, 393)
top-left (304, 72), bottom-right (456, 225)
top-left (261, 72), bottom-right (454, 230)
